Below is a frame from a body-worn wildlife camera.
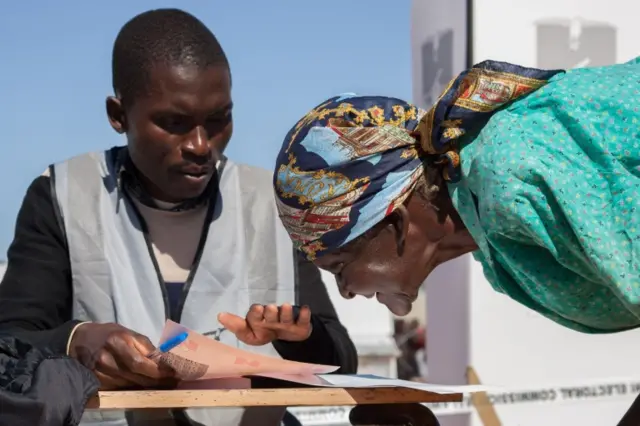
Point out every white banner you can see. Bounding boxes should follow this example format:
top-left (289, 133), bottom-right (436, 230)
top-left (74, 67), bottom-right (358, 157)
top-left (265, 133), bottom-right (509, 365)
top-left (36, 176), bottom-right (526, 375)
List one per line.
top-left (290, 377), bottom-right (640, 425)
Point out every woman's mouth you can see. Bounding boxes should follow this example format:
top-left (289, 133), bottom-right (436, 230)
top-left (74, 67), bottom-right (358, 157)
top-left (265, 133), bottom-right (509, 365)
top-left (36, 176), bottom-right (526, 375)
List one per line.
top-left (376, 292), bottom-right (413, 316)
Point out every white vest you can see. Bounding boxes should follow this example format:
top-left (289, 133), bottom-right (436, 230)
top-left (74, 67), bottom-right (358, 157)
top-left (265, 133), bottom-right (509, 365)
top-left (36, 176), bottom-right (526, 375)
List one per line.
top-left (52, 149), bottom-right (296, 426)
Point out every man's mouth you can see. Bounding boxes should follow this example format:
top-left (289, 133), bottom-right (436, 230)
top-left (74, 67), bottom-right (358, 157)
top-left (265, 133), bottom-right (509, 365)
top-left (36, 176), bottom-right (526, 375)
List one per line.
top-left (182, 171), bottom-right (208, 179)
top-left (178, 167), bottom-right (212, 181)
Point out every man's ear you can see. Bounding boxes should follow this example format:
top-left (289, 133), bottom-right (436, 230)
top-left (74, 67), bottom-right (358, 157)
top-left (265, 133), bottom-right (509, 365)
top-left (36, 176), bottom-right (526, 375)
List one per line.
top-left (106, 96), bottom-right (126, 134)
top-left (391, 205), bottom-right (411, 256)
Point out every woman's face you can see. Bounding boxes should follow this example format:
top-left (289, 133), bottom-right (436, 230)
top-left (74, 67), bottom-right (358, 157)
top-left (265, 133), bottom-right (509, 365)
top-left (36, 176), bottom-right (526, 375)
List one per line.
top-left (313, 207), bottom-right (439, 316)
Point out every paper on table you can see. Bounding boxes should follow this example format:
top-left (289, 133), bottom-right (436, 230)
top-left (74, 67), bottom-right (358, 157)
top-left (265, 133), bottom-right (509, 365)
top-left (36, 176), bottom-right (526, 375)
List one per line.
top-left (259, 373), bottom-right (500, 394)
top-left (156, 320), bottom-right (497, 395)
top-left (318, 374), bottom-right (500, 394)
top-left (155, 320), bottom-right (339, 381)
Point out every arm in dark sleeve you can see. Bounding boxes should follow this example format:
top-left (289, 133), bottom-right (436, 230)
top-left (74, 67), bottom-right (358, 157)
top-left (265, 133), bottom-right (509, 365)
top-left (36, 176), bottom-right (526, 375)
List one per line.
top-left (273, 251), bottom-right (358, 373)
top-left (0, 174), bottom-right (80, 354)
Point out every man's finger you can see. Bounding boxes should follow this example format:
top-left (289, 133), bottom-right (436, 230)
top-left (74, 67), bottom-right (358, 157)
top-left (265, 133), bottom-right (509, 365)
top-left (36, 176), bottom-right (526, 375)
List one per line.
top-left (95, 349), bottom-right (121, 373)
top-left (246, 304), bottom-right (265, 325)
top-left (218, 312), bottom-right (250, 335)
top-left (111, 336), bottom-right (173, 380)
top-left (279, 304), bottom-right (294, 324)
top-left (297, 305), bottom-right (312, 326)
top-left (263, 304), bottom-right (279, 324)
top-left (128, 332), bottom-right (156, 357)
top-left (95, 348), bottom-right (163, 388)
top-left (102, 360), bottom-right (172, 388)
top-left (94, 370), bottom-right (134, 390)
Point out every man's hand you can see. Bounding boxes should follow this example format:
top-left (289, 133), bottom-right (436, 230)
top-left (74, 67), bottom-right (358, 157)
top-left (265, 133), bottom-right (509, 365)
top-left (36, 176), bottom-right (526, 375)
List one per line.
top-left (68, 323), bottom-right (177, 390)
top-left (218, 303), bottom-right (312, 346)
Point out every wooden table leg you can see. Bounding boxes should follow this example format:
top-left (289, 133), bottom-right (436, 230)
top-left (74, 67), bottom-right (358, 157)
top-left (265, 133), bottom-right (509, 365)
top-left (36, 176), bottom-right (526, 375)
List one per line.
top-left (348, 403), bottom-right (440, 426)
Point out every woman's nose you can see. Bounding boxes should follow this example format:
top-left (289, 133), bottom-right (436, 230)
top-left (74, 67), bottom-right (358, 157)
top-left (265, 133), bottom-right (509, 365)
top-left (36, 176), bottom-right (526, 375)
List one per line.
top-left (336, 276), bottom-right (356, 299)
top-left (339, 287), bottom-right (356, 300)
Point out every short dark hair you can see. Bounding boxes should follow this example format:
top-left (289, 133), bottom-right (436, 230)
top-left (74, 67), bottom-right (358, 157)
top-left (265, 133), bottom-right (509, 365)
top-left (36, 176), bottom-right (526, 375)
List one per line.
top-left (112, 8), bottom-right (229, 104)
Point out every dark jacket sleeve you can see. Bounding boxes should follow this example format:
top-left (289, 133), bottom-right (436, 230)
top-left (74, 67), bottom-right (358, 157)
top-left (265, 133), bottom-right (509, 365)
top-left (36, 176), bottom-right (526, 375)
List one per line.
top-left (0, 175), bottom-right (79, 354)
top-left (273, 252), bottom-right (358, 374)
top-left (0, 335), bottom-right (99, 426)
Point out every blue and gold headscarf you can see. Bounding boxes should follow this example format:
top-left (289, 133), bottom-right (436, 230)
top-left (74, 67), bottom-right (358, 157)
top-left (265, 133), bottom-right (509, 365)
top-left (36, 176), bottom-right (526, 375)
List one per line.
top-left (273, 61), bottom-right (563, 260)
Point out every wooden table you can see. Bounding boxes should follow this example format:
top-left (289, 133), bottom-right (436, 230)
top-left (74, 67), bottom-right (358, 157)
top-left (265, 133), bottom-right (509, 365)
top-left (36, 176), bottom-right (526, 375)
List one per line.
top-left (87, 387), bottom-right (461, 409)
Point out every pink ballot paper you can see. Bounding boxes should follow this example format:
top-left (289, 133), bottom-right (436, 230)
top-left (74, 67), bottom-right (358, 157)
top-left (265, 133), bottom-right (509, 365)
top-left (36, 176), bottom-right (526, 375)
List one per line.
top-left (156, 321), bottom-right (497, 395)
top-left (155, 320), bottom-right (339, 381)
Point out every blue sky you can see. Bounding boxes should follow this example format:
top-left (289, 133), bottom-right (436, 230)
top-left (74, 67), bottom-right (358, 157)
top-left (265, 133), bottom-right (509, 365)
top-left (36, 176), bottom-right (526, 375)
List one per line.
top-left (0, 1), bottom-right (412, 255)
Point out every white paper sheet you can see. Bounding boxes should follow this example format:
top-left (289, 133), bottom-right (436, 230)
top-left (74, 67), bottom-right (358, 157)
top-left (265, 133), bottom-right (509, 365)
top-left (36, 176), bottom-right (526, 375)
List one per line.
top-left (260, 372), bottom-right (500, 394)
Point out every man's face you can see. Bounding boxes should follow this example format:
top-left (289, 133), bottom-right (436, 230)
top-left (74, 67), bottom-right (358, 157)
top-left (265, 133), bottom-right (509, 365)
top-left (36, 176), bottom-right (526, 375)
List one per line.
top-left (110, 64), bottom-right (233, 203)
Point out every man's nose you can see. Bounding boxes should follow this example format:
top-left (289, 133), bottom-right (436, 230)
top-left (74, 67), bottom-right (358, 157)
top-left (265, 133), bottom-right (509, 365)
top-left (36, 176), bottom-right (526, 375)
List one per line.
top-left (182, 126), bottom-right (210, 158)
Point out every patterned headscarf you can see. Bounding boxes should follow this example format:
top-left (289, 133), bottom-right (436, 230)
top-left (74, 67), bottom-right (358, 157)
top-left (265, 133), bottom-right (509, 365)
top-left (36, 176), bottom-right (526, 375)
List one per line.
top-left (273, 61), bottom-right (563, 260)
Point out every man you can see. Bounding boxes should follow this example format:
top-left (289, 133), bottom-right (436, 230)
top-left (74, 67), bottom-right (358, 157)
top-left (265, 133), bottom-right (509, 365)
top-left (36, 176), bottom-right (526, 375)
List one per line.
top-left (0, 8), bottom-right (357, 426)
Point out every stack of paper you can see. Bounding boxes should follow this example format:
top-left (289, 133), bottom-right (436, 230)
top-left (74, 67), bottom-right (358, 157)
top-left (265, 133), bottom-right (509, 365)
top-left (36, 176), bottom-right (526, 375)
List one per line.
top-left (157, 320), bottom-right (497, 394)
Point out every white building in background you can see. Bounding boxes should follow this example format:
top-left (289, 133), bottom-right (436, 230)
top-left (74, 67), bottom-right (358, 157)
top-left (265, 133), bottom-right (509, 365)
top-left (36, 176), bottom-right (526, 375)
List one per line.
top-left (412, 0), bottom-right (640, 425)
top-left (0, 262), bottom-right (5, 280)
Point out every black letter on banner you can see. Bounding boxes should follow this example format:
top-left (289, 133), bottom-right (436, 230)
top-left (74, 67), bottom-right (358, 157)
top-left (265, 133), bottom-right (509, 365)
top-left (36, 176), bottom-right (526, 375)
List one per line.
top-left (421, 29), bottom-right (454, 107)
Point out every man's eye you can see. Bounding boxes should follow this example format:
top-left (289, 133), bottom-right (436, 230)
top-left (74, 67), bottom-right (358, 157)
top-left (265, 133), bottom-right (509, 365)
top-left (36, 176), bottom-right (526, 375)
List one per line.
top-left (155, 115), bottom-right (191, 134)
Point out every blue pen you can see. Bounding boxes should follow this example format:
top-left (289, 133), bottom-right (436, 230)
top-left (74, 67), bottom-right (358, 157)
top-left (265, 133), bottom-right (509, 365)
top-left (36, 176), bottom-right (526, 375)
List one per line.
top-left (147, 331), bottom-right (189, 359)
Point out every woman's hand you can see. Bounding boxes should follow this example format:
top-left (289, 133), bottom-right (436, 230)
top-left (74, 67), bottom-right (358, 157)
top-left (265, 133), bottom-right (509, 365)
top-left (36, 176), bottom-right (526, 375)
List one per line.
top-left (218, 303), bottom-right (312, 345)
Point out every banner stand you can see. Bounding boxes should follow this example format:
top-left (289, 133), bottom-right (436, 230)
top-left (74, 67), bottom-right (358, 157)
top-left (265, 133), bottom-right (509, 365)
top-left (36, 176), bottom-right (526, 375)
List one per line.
top-left (467, 367), bottom-right (501, 426)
